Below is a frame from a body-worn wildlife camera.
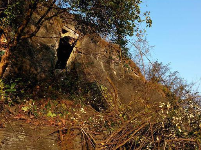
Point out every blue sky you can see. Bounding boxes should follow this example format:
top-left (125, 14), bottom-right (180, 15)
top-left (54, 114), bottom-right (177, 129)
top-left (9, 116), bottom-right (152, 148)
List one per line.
top-left (138, 0), bottom-right (201, 92)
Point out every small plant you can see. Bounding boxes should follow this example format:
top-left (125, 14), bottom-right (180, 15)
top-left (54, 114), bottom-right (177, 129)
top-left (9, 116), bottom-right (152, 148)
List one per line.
top-left (0, 79), bottom-right (16, 103)
top-left (0, 51), bottom-right (5, 57)
top-left (0, 79), bottom-right (6, 101)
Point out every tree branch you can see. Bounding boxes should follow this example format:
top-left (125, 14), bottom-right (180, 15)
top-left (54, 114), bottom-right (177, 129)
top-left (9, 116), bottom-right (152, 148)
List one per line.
top-left (12, 1), bottom-right (38, 47)
top-left (22, 0), bottom-right (62, 39)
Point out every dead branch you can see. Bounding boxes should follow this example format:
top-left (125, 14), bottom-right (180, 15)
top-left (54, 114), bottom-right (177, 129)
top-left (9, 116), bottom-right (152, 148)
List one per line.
top-left (81, 127), bottom-right (96, 149)
top-left (165, 138), bottom-right (200, 149)
top-left (106, 77), bottom-right (119, 112)
top-left (21, 0), bottom-right (58, 39)
top-left (165, 138), bottom-right (198, 143)
top-left (105, 111), bottom-right (147, 144)
top-left (13, 1), bottom-right (38, 47)
top-left (114, 122), bottom-right (149, 149)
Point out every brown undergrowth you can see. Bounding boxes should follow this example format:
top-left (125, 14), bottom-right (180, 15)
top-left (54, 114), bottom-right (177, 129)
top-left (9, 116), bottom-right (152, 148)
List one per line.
top-left (0, 89), bottom-right (200, 150)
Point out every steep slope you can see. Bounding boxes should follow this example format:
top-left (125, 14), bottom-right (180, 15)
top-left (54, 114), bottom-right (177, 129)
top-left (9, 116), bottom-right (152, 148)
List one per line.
top-left (0, 7), bottom-right (200, 149)
top-left (0, 9), bottom-right (166, 111)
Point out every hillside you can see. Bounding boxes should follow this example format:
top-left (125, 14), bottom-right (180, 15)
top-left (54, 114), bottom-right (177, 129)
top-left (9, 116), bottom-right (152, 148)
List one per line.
top-left (0, 4), bottom-right (200, 150)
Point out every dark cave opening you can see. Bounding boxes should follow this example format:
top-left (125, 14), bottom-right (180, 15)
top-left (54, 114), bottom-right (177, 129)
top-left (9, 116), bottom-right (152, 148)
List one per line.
top-left (55, 36), bottom-right (75, 69)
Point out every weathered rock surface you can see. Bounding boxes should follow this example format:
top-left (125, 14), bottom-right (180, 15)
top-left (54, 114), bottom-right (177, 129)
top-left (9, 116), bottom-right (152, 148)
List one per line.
top-left (0, 9), bottom-right (166, 111)
top-left (66, 33), bottom-right (166, 111)
top-left (0, 120), bottom-right (59, 150)
top-left (0, 7), bottom-right (169, 150)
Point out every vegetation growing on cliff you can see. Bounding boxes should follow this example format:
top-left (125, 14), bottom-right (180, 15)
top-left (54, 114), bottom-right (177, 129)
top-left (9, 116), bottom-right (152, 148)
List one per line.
top-left (0, 0), bottom-right (151, 54)
top-left (0, 0), bottom-right (200, 149)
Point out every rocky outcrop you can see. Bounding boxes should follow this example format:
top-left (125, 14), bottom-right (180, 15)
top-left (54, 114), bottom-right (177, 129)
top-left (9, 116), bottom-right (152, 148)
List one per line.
top-left (0, 8), bottom-right (168, 150)
top-left (65, 33), bottom-right (166, 111)
top-left (0, 9), bottom-right (166, 111)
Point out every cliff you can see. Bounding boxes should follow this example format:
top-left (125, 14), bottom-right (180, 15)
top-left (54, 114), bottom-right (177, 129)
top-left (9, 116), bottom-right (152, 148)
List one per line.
top-left (1, 7), bottom-right (199, 150)
top-left (0, 8), bottom-right (166, 112)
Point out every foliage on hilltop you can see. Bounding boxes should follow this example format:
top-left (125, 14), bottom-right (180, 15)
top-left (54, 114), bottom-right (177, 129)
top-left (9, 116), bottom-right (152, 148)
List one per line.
top-left (0, 0), bottom-right (151, 54)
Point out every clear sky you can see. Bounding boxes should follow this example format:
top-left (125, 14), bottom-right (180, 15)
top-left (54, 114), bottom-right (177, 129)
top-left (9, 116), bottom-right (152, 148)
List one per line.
top-left (139, 0), bottom-right (201, 92)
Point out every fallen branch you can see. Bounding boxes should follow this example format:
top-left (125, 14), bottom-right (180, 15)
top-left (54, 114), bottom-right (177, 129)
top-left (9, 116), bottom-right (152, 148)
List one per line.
top-left (114, 122), bottom-right (149, 149)
top-left (106, 77), bottom-right (119, 112)
top-left (165, 138), bottom-right (201, 149)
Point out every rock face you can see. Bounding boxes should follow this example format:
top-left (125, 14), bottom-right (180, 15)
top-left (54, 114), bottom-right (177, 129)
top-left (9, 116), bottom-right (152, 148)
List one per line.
top-left (0, 10), bottom-right (166, 111)
top-left (1, 12), bottom-right (77, 81)
top-left (66, 33), bottom-right (166, 111)
top-left (1, 17), bottom-right (60, 81)
top-left (0, 9), bottom-right (168, 149)
top-left (0, 120), bottom-right (59, 150)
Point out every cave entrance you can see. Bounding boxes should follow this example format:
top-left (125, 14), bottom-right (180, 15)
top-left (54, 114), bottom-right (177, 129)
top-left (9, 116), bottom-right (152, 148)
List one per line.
top-left (55, 36), bottom-right (75, 69)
